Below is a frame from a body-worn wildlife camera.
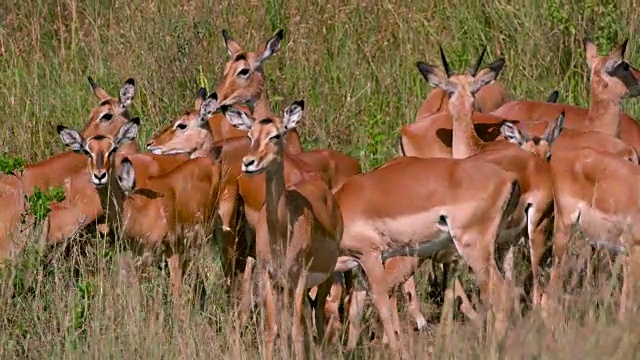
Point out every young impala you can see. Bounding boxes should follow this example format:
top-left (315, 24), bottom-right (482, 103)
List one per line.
top-left (221, 102), bottom-right (341, 360)
top-left (0, 76), bottom-right (139, 260)
top-left (491, 38), bottom-right (640, 152)
top-left (57, 119), bottom-right (222, 302)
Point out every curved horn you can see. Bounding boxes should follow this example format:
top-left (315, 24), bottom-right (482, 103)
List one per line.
top-left (439, 46), bottom-right (453, 78)
top-left (470, 45), bottom-right (487, 76)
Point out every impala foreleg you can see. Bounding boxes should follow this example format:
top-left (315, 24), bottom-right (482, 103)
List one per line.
top-left (292, 270), bottom-right (310, 360)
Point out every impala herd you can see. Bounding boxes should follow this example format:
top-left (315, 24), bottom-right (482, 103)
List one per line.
top-left (1, 28), bottom-right (640, 359)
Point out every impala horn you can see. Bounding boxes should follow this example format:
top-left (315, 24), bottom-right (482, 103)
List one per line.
top-left (469, 45), bottom-right (487, 76)
top-left (439, 46), bottom-right (453, 78)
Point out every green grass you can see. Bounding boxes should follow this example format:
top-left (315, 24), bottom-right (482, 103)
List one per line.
top-left (1, 0), bottom-right (640, 358)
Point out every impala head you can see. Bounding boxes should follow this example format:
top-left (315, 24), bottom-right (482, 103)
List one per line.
top-left (215, 28), bottom-right (284, 108)
top-left (221, 100), bottom-right (304, 175)
top-left (82, 77), bottom-right (136, 138)
top-left (147, 88), bottom-right (213, 156)
top-left (57, 119), bottom-right (140, 187)
top-left (416, 46), bottom-right (506, 110)
top-left (584, 38), bottom-right (640, 99)
top-left (500, 112), bottom-right (565, 161)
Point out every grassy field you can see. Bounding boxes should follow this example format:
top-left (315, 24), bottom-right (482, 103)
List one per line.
top-left (1, 0), bottom-right (640, 358)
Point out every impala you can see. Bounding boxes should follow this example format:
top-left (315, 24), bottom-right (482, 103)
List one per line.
top-left (415, 48), bottom-right (558, 306)
top-left (546, 146), bottom-right (640, 319)
top-left (191, 28), bottom-right (303, 155)
top-left (412, 46), bottom-right (509, 123)
top-left (491, 38), bottom-right (640, 152)
top-left (0, 76), bottom-right (139, 259)
top-left (222, 102), bottom-right (341, 360)
top-left (332, 149), bottom-right (522, 357)
top-left (57, 119), bottom-right (222, 301)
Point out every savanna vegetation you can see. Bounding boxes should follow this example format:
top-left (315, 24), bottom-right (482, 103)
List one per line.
top-left (1, 0), bottom-right (639, 358)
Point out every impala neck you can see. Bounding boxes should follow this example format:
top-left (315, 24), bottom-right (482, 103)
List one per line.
top-left (97, 159), bottom-right (128, 237)
top-left (264, 146), bottom-right (288, 254)
top-left (586, 80), bottom-right (622, 138)
top-left (449, 94), bottom-right (485, 159)
top-left (253, 86), bottom-right (273, 121)
top-left (191, 130), bottom-right (216, 159)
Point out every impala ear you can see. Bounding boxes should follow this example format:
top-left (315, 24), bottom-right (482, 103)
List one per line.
top-left (544, 111), bottom-right (565, 144)
top-left (610, 38), bottom-right (628, 61)
top-left (584, 37), bottom-right (599, 69)
top-left (221, 106), bottom-right (253, 131)
top-left (470, 58), bottom-right (505, 94)
top-left (282, 100), bottom-right (305, 131)
top-left (57, 125), bottom-right (85, 152)
top-left (194, 87), bottom-right (208, 110)
top-left (256, 29), bottom-right (284, 64)
top-left (114, 120), bottom-right (139, 147)
top-left (118, 157), bottom-right (136, 194)
top-left (416, 62), bottom-right (455, 94)
top-left (546, 90), bottom-right (560, 103)
top-left (222, 29), bottom-right (243, 57)
top-left (88, 76), bottom-right (110, 101)
top-left (500, 121), bottom-right (527, 146)
top-left (119, 78), bottom-right (135, 109)
top-left (199, 92), bottom-right (219, 127)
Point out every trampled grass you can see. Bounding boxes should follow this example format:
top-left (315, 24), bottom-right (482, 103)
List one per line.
top-left (1, 0), bottom-right (640, 358)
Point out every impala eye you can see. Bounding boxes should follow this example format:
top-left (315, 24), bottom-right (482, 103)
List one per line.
top-left (176, 123), bottom-right (187, 130)
top-left (100, 113), bottom-right (113, 121)
top-left (237, 68), bottom-right (250, 77)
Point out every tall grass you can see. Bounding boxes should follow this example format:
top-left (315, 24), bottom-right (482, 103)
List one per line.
top-left (1, 0), bottom-right (640, 358)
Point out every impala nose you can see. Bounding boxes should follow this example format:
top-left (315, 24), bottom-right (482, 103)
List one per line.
top-left (241, 157), bottom-right (259, 174)
top-left (92, 171), bottom-right (108, 186)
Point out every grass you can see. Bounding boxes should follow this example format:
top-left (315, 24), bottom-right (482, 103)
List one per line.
top-left (1, 0), bottom-right (640, 358)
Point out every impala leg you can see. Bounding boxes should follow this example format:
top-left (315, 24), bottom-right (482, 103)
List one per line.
top-left (360, 254), bottom-right (403, 360)
top-left (403, 276), bottom-right (427, 331)
top-left (346, 288), bottom-right (366, 351)
top-left (382, 290), bottom-right (401, 345)
top-left (324, 273), bottom-right (344, 345)
top-left (167, 251), bottom-right (184, 305)
top-left (239, 256), bottom-right (256, 330)
top-left (218, 182), bottom-right (240, 280)
top-left (313, 274), bottom-right (335, 345)
top-left (619, 241), bottom-right (640, 320)
top-left (262, 267), bottom-right (278, 360)
top-left (529, 215), bottom-right (551, 306)
top-left (454, 276), bottom-right (480, 324)
top-left (542, 214), bottom-right (572, 320)
top-left (453, 227), bottom-right (511, 335)
top-left (292, 271), bottom-right (310, 360)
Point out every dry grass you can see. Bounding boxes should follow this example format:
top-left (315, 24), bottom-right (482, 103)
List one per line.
top-left (1, 0), bottom-right (640, 358)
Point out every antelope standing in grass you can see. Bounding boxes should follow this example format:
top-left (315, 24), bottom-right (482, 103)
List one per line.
top-left (221, 101), bottom-right (341, 360)
top-left (490, 38), bottom-right (640, 152)
top-left (57, 119), bottom-right (222, 301)
top-left (333, 143), bottom-right (522, 358)
top-left (0, 77), bottom-right (140, 260)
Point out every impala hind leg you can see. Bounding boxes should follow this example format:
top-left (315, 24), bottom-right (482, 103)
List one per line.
top-left (542, 211), bottom-right (573, 320)
top-left (403, 276), bottom-right (427, 331)
top-left (313, 272), bottom-right (340, 345)
top-left (529, 210), bottom-right (552, 306)
top-left (619, 235), bottom-right (640, 320)
top-left (360, 254), bottom-right (405, 360)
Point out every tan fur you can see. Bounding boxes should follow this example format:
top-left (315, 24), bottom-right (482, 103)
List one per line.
top-left (334, 149), bottom-right (521, 357)
top-left (491, 38), bottom-right (640, 152)
top-left (222, 102), bottom-right (341, 360)
top-left (58, 121), bottom-right (222, 302)
top-left (0, 77), bottom-right (140, 260)
top-left (546, 148), bottom-right (640, 319)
